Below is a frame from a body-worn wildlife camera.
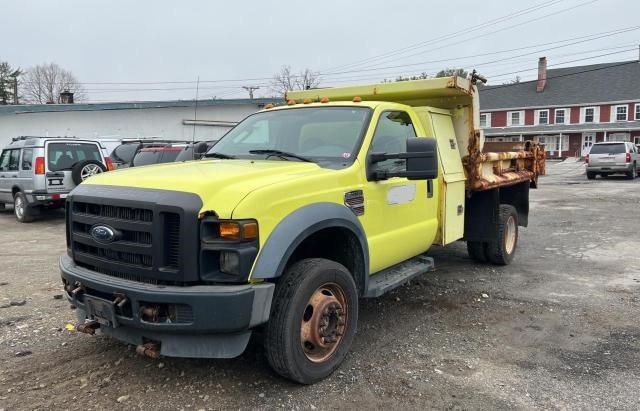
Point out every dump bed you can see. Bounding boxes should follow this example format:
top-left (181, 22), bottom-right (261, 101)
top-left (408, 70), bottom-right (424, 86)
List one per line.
top-left (287, 76), bottom-right (545, 191)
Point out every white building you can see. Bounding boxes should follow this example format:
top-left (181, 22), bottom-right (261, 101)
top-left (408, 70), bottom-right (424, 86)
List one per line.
top-left (0, 98), bottom-right (273, 147)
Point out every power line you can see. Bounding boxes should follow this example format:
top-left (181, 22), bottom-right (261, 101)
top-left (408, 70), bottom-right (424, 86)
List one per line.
top-left (327, 0), bottom-right (600, 73)
top-left (479, 59), bottom-right (639, 92)
top-left (319, 0), bottom-right (568, 73)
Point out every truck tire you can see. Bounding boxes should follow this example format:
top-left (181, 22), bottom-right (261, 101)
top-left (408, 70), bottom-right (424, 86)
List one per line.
top-left (586, 172), bottom-right (596, 180)
top-left (14, 192), bottom-right (34, 223)
top-left (71, 160), bottom-right (107, 185)
top-left (466, 241), bottom-right (487, 262)
top-left (264, 258), bottom-right (358, 384)
top-left (485, 205), bottom-right (518, 265)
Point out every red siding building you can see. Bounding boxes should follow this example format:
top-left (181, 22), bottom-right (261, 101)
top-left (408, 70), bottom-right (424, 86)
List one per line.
top-left (479, 58), bottom-right (640, 158)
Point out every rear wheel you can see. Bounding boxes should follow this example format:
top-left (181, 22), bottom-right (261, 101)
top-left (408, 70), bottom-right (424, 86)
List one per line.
top-left (586, 172), bottom-right (596, 180)
top-left (627, 164), bottom-right (637, 179)
top-left (13, 192), bottom-right (34, 223)
top-left (467, 241), bottom-right (487, 262)
top-left (264, 258), bottom-right (358, 384)
top-left (486, 205), bottom-right (518, 265)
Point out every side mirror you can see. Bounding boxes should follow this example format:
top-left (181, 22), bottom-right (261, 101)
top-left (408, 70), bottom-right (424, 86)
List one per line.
top-left (368, 137), bottom-right (438, 181)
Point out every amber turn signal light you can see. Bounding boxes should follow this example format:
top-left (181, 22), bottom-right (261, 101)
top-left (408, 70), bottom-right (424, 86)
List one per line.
top-left (219, 221), bottom-right (258, 241)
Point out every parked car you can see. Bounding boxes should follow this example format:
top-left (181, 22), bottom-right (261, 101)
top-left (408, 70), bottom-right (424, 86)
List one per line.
top-left (586, 141), bottom-right (639, 179)
top-left (0, 136), bottom-right (112, 222)
top-left (109, 140), bottom-right (212, 168)
top-left (132, 142), bottom-right (212, 167)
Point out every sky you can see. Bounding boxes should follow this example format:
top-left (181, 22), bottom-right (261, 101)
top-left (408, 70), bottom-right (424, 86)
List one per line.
top-left (1, 0), bottom-right (638, 102)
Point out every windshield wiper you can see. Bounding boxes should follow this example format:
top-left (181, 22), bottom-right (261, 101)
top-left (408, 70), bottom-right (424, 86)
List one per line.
top-left (203, 152), bottom-right (236, 159)
top-left (248, 149), bottom-right (315, 163)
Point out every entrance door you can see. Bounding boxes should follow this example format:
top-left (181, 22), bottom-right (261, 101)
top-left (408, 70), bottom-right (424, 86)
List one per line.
top-left (581, 133), bottom-right (595, 156)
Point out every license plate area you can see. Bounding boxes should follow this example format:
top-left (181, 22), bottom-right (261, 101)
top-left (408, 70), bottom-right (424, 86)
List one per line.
top-left (85, 295), bottom-right (118, 328)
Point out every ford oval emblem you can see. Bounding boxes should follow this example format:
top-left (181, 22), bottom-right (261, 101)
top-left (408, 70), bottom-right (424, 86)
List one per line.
top-left (90, 225), bottom-right (117, 244)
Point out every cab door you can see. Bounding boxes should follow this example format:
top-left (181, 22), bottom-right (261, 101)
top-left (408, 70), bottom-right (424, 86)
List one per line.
top-left (360, 109), bottom-right (439, 274)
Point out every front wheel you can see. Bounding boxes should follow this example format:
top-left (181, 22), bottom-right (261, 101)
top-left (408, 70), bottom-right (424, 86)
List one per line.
top-left (486, 205), bottom-right (518, 265)
top-left (264, 258), bottom-right (358, 384)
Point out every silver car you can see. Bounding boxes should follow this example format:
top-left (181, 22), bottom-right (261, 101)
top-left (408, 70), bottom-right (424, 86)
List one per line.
top-left (586, 142), bottom-right (640, 180)
top-left (0, 136), bottom-right (111, 222)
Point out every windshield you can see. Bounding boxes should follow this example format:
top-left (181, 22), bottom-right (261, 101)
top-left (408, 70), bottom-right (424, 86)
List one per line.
top-left (206, 106), bottom-right (372, 168)
top-left (589, 143), bottom-right (626, 155)
top-left (47, 142), bottom-right (102, 171)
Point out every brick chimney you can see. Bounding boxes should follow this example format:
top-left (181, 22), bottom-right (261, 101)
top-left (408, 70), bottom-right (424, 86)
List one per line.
top-left (536, 57), bottom-right (547, 92)
top-left (60, 90), bottom-right (74, 104)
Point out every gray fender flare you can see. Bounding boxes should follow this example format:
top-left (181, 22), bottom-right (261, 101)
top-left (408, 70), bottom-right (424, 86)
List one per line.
top-left (251, 202), bottom-right (369, 291)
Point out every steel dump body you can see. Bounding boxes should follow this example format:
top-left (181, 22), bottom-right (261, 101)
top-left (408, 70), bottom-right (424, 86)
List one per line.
top-left (287, 76), bottom-right (545, 191)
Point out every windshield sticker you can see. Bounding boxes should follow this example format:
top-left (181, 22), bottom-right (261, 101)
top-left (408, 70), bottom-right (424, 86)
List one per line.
top-left (342, 152), bottom-right (351, 159)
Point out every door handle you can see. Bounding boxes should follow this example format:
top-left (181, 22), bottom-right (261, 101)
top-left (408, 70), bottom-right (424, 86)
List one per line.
top-left (11, 175), bottom-right (17, 178)
top-left (427, 180), bottom-right (433, 198)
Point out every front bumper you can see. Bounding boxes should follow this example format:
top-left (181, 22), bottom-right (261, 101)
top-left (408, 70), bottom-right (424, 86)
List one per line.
top-left (60, 254), bottom-right (274, 358)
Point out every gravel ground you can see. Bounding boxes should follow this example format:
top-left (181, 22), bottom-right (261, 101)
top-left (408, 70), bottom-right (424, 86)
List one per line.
top-left (1, 160), bottom-right (639, 410)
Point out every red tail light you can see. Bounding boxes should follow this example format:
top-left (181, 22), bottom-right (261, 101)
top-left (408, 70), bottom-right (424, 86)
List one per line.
top-left (105, 157), bottom-right (114, 171)
top-left (35, 157), bottom-right (45, 174)
top-left (585, 154), bottom-right (589, 164)
top-left (626, 153), bottom-right (631, 163)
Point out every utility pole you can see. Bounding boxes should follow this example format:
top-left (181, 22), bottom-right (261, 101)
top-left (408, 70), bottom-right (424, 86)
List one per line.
top-left (242, 86), bottom-right (260, 99)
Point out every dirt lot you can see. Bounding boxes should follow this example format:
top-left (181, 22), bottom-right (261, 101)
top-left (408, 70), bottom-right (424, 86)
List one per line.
top-left (1, 160), bottom-right (639, 410)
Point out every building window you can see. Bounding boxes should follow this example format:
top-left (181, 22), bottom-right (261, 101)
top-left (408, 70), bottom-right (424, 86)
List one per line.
top-left (555, 109), bottom-right (566, 124)
top-left (535, 135), bottom-right (568, 153)
top-left (584, 107), bottom-right (595, 123)
top-left (613, 105), bottom-right (628, 122)
top-left (507, 111), bottom-right (523, 126)
top-left (635, 104), bottom-right (640, 121)
top-left (536, 110), bottom-right (549, 125)
top-left (479, 113), bottom-right (491, 128)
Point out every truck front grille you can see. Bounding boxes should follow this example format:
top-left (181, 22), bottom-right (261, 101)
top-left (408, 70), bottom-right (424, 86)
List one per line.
top-left (67, 186), bottom-right (202, 285)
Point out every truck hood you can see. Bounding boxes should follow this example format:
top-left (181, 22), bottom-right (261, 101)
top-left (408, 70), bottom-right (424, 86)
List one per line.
top-left (84, 159), bottom-right (324, 217)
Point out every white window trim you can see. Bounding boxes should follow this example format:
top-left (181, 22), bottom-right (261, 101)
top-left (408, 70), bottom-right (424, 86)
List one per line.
top-left (611, 104), bottom-right (628, 122)
top-left (507, 110), bottom-right (525, 127)
top-left (635, 103), bottom-right (640, 121)
top-left (534, 109), bottom-right (549, 126)
top-left (580, 106), bottom-right (599, 124)
top-left (479, 113), bottom-right (491, 128)
top-left (554, 108), bottom-right (567, 124)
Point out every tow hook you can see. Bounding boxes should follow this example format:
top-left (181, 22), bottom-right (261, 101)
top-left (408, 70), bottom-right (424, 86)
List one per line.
top-left (136, 342), bottom-right (160, 359)
top-left (76, 320), bottom-right (100, 335)
top-left (70, 282), bottom-right (85, 296)
top-left (113, 293), bottom-right (128, 309)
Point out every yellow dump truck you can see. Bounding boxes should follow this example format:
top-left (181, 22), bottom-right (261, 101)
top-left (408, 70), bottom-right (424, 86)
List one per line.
top-left (60, 76), bottom-right (544, 384)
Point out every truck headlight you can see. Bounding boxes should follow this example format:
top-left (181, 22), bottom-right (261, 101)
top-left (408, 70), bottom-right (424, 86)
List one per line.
top-left (201, 219), bottom-right (258, 242)
top-left (219, 251), bottom-right (241, 276)
top-left (200, 218), bottom-right (259, 282)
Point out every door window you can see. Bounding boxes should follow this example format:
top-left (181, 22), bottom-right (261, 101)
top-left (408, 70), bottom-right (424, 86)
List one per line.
top-left (369, 111), bottom-right (416, 174)
top-left (0, 149), bottom-right (20, 171)
top-left (21, 148), bottom-right (34, 170)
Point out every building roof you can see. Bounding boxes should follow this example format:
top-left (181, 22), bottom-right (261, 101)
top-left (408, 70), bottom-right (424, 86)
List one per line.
top-left (484, 120), bottom-right (640, 136)
top-left (0, 98), bottom-right (277, 115)
top-left (479, 60), bottom-right (640, 111)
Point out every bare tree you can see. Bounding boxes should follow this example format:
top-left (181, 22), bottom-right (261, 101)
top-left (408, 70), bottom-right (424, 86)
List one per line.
top-left (270, 66), bottom-right (320, 97)
top-left (21, 63), bottom-right (86, 104)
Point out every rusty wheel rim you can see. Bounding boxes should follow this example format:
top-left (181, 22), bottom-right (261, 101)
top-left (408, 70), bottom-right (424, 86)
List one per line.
top-left (300, 282), bottom-right (348, 363)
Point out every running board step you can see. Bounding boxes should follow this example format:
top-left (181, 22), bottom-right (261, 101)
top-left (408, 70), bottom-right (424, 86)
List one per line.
top-left (364, 255), bottom-right (434, 298)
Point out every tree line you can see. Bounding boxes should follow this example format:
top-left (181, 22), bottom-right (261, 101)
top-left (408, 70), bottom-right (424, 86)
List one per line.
top-left (0, 61), bottom-right (85, 105)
